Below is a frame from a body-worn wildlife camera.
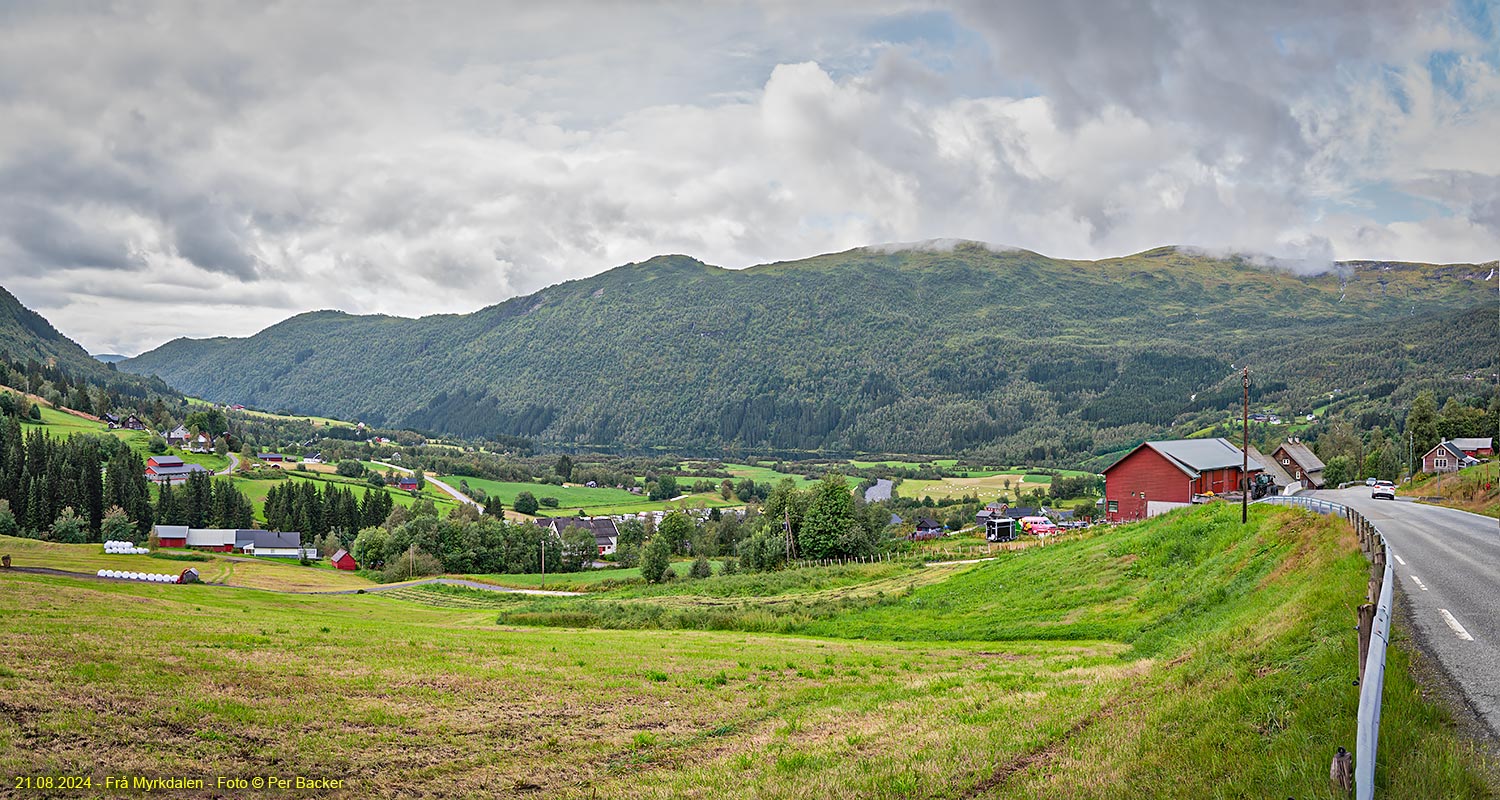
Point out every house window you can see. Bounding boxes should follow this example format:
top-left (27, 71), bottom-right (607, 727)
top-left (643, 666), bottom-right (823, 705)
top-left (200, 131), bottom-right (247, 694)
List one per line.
top-left (1107, 501), bottom-right (1119, 513)
top-left (1295, 470), bottom-right (1302, 479)
top-left (1281, 458), bottom-right (1290, 465)
top-left (1436, 458), bottom-right (1447, 469)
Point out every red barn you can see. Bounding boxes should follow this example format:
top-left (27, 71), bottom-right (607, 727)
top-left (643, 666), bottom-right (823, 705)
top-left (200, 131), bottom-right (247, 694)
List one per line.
top-left (1103, 438), bottom-right (1264, 523)
top-left (396, 477), bottom-right (420, 491)
top-left (152, 524), bottom-right (188, 548)
top-left (331, 549), bottom-right (359, 571)
top-left (1452, 437), bottom-right (1494, 458)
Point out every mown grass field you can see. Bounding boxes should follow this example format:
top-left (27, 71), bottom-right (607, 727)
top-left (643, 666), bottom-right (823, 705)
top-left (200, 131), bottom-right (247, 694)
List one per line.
top-left (0, 534), bottom-right (375, 592)
top-left (897, 474), bottom-right (1055, 502)
top-left (0, 505), bottom-right (1492, 797)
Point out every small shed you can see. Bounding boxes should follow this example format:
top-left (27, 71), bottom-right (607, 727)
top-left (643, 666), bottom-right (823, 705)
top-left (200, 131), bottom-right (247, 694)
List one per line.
top-left (331, 549), bottom-right (359, 571)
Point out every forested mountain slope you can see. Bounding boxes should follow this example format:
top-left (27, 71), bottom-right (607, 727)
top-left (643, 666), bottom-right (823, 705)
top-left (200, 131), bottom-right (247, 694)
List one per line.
top-left (121, 244), bottom-right (1499, 460)
top-left (1, 287), bottom-right (118, 379)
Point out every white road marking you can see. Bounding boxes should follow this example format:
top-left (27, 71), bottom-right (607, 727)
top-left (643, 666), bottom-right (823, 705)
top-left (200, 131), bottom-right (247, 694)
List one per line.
top-left (1393, 553), bottom-right (1407, 566)
top-left (1439, 609), bottom-right (1475, 642)
top-left (1410, 575), bottom-right (1428, 591)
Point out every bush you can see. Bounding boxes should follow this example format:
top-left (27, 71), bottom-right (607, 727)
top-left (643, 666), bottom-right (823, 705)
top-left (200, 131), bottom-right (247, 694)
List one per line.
top-left (689, 556), bottom-right (713, 579)
top-left (0, 499), bottom-right (17, 538)
top-left (514, 491), bottom-right (539, 515)
top-left (640, 534), bottom-right (673, 584)
top-left (147, 437), bottom-right (167, 454)
top-left (99, 506), bottom-right (136, 543)
top-left (48, 507), bottom-right (87, 544)
top-left (719, 557), bottom-right (739, 576)
top-left (382, 546), bottom-right (443, 582)
top-left (539, 496), bottom-right (560, 508)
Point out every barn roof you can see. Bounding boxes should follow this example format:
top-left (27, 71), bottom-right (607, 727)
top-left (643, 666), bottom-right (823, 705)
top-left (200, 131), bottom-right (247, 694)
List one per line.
top-left (1453, 437), bottom-right (1493, 451)
top-left (1105, 438), bottom-right (1265, 479)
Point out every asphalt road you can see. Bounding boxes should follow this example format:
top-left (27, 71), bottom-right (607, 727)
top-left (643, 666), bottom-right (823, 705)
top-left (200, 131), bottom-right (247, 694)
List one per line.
top-left (1309, 487), bottom-right (1500, 737)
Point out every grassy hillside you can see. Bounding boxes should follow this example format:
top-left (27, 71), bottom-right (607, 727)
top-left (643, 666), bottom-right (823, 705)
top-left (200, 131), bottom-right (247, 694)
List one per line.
top-left (1403, 461), bottom-right (1500, 518)
top-left (121, 245), bottom-right (1499, 461)
top-left (1, 504), bottom-right (1488, 796)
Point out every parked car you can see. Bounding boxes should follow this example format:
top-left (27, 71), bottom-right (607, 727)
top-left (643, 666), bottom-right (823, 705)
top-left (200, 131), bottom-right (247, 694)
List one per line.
top-left (1371, 480), bottom-right (1396, 500)
top-left (1365, 478), bottom-right (1377, 487)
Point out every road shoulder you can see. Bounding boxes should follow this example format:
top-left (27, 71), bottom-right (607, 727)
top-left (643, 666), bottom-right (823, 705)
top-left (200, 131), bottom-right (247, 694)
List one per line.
top-left (1392, 580), bottom-right (1500, 786)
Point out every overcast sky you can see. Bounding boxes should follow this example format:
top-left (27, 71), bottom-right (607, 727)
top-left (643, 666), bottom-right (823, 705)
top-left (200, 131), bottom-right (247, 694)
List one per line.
top-left (1, 1), bottom-right (1497, 355)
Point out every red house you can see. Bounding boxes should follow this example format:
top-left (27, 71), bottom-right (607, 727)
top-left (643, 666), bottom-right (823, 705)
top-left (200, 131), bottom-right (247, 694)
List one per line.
top-left (396, 477), bottom-right (420, 491)
top-left (331, 549), bottom-right (359, 571)
top-left (1103, 438), bottom-right (1264, 523)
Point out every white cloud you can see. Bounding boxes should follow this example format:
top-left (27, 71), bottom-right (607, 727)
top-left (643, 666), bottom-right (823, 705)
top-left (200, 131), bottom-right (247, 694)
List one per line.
top-left (0, 1), bottom-right (1494, 354)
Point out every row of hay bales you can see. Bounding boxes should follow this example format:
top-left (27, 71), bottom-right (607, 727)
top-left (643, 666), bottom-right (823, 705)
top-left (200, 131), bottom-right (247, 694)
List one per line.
top-left (103, 540), bottom-right (149, 555)
top-left (96, 569), bottom-right (179, 583)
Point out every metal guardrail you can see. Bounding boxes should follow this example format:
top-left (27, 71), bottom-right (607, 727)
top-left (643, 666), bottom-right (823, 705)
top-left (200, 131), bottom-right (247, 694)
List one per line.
top-left (1259, 494), bottom-right (1392, 799)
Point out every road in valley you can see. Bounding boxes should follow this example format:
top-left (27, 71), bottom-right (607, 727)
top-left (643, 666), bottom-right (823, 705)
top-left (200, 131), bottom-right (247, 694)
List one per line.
top-left (216, 452), bottom-right (240, 476)
top-left (369, 459), bottom-right (482, 510)
top-left (1308, 487), bottom-right (1500, 737)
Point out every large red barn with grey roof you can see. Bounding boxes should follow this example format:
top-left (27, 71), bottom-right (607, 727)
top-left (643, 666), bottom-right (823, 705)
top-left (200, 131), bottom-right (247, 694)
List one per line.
top-left (1102, 438), bottom-right (1264, 523)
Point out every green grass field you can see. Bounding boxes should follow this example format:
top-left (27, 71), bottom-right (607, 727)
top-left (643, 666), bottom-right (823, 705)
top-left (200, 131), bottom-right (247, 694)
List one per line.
top-left (722, 463), bottom-right (819, 489)
top-left (231, 471), bottom-right (458, 524)
top-left (1404, 461), bottom-right (1500, 518)
top-left (0, 505), bottom-right (1490, 797)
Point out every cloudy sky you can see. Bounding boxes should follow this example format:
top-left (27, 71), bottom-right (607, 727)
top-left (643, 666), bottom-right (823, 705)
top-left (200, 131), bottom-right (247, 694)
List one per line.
top-left (1, 1), bottom-right (1497, 355)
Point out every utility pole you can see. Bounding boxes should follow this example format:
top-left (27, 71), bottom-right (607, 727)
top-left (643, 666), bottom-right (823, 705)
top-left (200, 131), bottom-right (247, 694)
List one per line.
top-left (1242, 366), bottom-right (1250, 525)
top-left (540, 530), bottom-right (546, 588)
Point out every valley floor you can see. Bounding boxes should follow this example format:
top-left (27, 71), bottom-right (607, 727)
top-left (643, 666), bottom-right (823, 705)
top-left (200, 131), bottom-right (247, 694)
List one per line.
top-left (0, 505), bottom-right (1493, 798)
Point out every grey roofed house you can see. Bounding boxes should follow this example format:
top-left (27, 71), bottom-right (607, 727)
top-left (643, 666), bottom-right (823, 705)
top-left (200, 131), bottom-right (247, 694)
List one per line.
top-left (1246, 445), bottom-right (1293, 487)
top-left (1276, 439), bottom-right (1325, 472)
top-left (535, 516), bottom-right (621, 552)
top-left (241, 530), bottom-right (302, 553)
top-left (1452, 437), bottom-right (1494, 452)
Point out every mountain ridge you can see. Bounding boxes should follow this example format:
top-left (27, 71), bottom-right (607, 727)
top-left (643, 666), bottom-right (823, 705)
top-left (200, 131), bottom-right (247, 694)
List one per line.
top-left (111, 243), bottom-right (1498, 459)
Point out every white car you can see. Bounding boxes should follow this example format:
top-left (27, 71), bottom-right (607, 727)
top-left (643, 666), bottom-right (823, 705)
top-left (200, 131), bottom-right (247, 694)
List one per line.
top-left (1371, 481), bottom-right (1396, 500)
top-left (1365, 478), bottom-right (1377, 487)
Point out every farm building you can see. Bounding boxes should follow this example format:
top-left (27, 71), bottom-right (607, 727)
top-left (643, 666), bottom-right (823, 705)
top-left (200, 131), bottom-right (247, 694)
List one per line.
top-left (1270, 438), bottom-right (1325, 489)
top-left (240, 530), bottom-right (309, 559)
top-left (257, 453), bottom-right (284, 462)
top-left (144, 455), bottom-right (209, 484)
top-left (533, 516), bottom-right (621, 555)
top-left (395, 477), bottom-right (420, 491)
top-left (1452, 437), bottom-right (1494, 458)
top-left (153, 524), bottom-right (189, 548)
top-left (1102, 438), bottom-right (1265, 523)
top-left (1246, 444), bottom-right (1293, 492)
top-left (331, 549), bottom-right (359, 570)
top-left (101, 412), bottom-right (120, 427)
top-left (121, 414), bottom-right (146, 430)
top-left (1422, 441), bottom-right (1483, 474)
top-left (911, 518), bottom-right (943, 540)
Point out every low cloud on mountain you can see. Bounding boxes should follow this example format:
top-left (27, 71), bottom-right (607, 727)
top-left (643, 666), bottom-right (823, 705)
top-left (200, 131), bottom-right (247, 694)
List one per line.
top-left (0, 1), bottom-right (1495, 353)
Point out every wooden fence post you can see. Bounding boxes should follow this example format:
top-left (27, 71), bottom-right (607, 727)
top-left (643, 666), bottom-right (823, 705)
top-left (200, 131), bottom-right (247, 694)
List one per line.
top-left (1356, 603), bottom-right (1375, 684)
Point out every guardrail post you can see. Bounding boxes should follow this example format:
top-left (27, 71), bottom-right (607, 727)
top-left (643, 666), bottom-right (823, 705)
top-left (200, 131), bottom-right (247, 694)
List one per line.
top-left (1356, 603), bottom-right (1375, 684)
